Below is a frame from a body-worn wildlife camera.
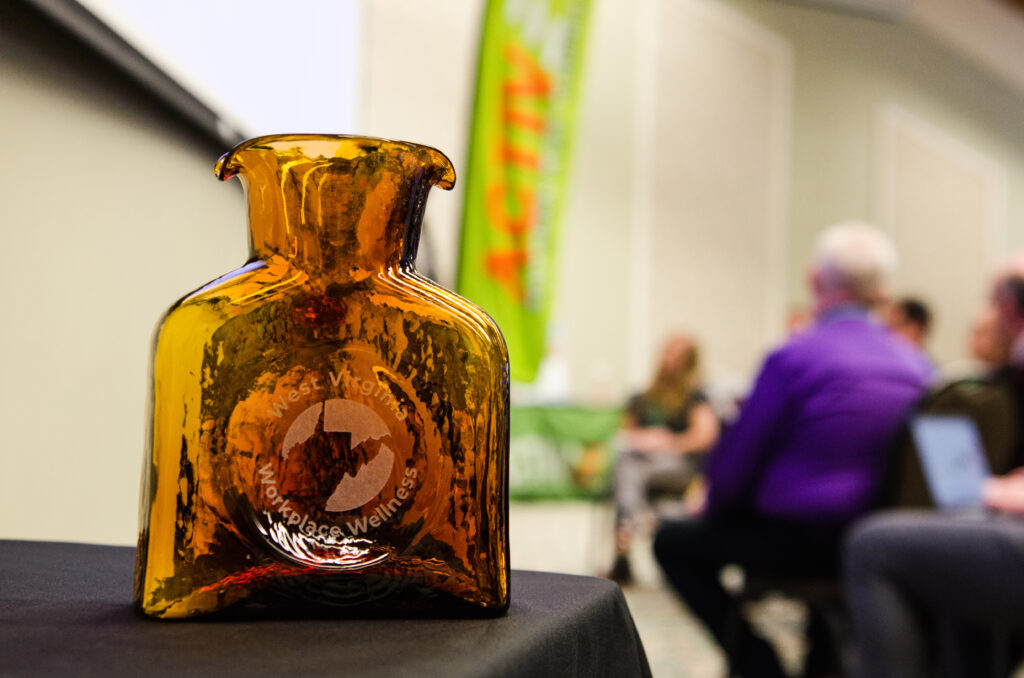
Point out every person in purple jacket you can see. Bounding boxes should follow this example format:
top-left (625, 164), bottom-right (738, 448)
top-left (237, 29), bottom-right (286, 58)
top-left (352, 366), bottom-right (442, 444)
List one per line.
top-left (654, 221), bottom-right (933, 678)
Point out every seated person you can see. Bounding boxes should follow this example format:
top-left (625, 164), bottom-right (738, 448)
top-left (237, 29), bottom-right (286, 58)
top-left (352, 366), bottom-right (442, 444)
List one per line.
top-left (884, 298), bottom-right (1022, 509)
top-left (887, 296), bottom-right (933, 352)
top-left (921, 302), bottom-right (1009, 381)
top-left (845, 474), bottom-right (1024, 678)
top-left (654, 221), bottom-right (932, 678)
top-left (845, 268), bottom-right (1024, 678)
top-left (607, 333), bottom-right (719, 585)
top-left (981, 275), bottom-right (1024, 469)
top-left (968, 304), bottom-right (1012, 374)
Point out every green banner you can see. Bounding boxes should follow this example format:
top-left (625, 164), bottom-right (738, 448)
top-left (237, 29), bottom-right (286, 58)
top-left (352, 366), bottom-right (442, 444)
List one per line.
top-left (457, 0), bottom-right (591, 383)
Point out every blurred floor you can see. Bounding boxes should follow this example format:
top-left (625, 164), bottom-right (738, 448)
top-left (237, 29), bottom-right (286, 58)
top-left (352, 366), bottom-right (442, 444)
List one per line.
top-left (510, 501), bottom-right (727, 677)
top-left (509, 501), bottom-right (806, 678)
top-left (621, 583), bottom-right (726, 678)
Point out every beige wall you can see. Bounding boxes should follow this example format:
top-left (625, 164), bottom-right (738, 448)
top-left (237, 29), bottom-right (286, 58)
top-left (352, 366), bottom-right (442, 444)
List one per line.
top-left (0, 5), bottom-right (244, 544)
top-left (640, 0), bottom-right (792, 387)
top-left (553, 0), bottom-right (638, 403)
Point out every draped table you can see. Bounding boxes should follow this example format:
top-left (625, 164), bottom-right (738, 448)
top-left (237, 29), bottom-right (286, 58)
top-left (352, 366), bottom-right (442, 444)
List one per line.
top-left (0, 540), bottom-right (650, 677)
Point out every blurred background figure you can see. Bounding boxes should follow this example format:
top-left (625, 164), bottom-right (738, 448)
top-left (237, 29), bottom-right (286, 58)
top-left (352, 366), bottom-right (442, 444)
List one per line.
top-left (654, 222), bottom-right (932, 678)
top-left (606, 333), bottom-right (720, 585)
top-left (940, 302), bottom-right (1015, 380)
top-left (969, 304), bottom-right (1014, 371)
top-left (888, 296), bottom-right (933, 352)
top-left (994, 272), bottom-right (1024, 365)
top-left (883, 283), bottom-right (1024, 510)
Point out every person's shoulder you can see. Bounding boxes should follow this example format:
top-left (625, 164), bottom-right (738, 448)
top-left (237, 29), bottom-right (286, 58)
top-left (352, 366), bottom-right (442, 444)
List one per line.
top-left (855, 319), bottom-right (936, 381)
top-left (770, 322), bottom-right (830, 362)
top-left (772, 314), bottom-right (889, 361)
top-left (752, 337), bottom-right (805, 378)
top-left (819, 311), bottom-right (904, 347)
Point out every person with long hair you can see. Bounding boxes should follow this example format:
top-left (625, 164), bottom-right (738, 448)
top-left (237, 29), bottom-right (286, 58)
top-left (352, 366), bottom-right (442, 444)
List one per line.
top-left (606, 333), bottom-right (720, 585)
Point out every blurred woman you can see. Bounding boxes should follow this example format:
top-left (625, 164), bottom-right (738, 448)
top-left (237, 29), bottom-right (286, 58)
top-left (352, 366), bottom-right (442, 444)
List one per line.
top-left (606, 333), bottom-right (719, 584)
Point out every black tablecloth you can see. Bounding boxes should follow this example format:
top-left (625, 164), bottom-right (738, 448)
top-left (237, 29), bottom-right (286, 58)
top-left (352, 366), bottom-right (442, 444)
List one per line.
top-left (0, 540), bottom-right (651, 677)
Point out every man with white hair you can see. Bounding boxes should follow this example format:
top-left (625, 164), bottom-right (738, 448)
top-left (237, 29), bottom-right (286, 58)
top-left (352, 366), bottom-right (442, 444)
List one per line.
top-left (654, 221), bottom-right (932, 678)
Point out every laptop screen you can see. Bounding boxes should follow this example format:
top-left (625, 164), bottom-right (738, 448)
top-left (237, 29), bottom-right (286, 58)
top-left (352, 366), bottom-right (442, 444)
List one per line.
top-left (909, 415), bottom-right (992, 509)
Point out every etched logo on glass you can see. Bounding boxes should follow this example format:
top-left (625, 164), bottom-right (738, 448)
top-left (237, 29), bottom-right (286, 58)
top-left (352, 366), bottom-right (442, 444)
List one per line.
top-left (238, 364), bottom-right (424, 570)
top-left (282, 399), bottom-right (395, 512)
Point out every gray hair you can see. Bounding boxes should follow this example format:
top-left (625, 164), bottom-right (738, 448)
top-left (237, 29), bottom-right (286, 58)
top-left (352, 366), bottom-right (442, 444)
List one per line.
top-left (812, 221), bottom-right (898, 303)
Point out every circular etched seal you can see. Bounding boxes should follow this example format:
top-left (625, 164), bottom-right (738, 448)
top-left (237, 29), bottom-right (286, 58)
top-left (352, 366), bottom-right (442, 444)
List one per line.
top-left (225, 353), bottom-right (431, 571)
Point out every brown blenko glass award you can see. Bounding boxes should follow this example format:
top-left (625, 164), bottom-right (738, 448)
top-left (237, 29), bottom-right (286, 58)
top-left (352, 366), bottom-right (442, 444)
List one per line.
top-left (135, 135), bottom-right (510, 619)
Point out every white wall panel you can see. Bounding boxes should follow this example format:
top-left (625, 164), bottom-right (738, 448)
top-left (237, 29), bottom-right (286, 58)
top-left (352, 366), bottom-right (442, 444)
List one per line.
top-left (635, 0), bottom-right (792, 387)
top-left (876, 104), bottom-right (1008, 366)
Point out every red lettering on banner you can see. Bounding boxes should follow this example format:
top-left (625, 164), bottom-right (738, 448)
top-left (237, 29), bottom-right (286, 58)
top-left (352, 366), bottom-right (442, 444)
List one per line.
top-left (485, 250), bottom-right (529, 302)
top-left (503, 43), bottom-right (552, 97)
top-left (485, 184), bottom-right (536, 237)
top-left (503, 109), bottom-right (545, 133)
top-left (499, 144), bottom-right (540, 170)
top-left (483, 40), bottom-right (551, 301)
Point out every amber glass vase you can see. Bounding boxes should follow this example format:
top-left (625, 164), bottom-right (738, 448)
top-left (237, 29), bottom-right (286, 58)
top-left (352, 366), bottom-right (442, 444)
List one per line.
top-left (134, 135), bottom-right (510, 619)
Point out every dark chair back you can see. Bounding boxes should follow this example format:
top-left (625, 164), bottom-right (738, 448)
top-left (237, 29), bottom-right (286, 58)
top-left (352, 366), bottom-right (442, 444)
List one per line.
top-left (883, 377), bottom-right (1019, 508)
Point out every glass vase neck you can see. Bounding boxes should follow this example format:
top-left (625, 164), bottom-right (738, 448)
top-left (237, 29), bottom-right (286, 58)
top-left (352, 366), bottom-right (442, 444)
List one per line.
top-left (215, 135), bottom-right (455, 280)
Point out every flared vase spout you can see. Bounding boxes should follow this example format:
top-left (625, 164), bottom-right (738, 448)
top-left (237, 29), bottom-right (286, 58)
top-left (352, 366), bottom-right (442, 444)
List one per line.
top-left (215, 134), bottom-right (456, 279)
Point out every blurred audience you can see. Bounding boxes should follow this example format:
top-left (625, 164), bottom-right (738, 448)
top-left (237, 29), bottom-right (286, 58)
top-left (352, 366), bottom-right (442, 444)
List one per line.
top-left (969, 304), bottom-right (1013, 371)
top-left (653, 221), bottom-right (932, 678)
top-left (937, 302), bottom-right (1012, 381)
top-left (882, 297), bottom-right (1022, 509)
top-left (845, 268), bottom-right (1024, 678)
top-left (607, 333), bottom-right (719, 584)
top-left (888, 296), bottom-right (933, 351)
top-left (995, 272), bottom-right (1024, 364)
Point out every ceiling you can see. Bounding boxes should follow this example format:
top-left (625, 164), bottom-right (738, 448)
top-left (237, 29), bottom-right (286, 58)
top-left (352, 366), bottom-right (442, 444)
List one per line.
top-left (773, 0), bottom-right (1024, 97)
top-left (906, 0), bottom-right (1024, 98)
